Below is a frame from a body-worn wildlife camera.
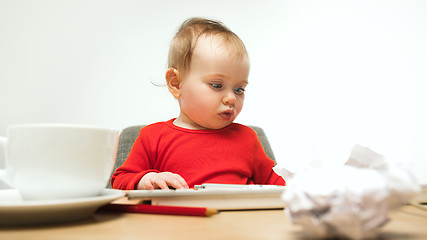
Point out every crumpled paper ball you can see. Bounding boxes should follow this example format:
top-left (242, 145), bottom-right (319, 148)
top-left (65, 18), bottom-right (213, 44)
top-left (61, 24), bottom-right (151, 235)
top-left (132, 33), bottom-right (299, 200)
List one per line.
top-left (275, 145), bottom-right (420, 239)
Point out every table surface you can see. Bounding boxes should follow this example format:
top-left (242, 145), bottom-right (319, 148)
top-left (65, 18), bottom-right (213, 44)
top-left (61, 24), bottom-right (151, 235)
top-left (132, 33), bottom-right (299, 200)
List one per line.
top-left (1, 194), bottom-right (426, 239)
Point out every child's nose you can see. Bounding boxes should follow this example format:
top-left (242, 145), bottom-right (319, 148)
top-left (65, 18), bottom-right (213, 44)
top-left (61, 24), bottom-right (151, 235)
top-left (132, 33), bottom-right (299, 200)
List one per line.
top-left (222, 91), bottom-right (236, 106)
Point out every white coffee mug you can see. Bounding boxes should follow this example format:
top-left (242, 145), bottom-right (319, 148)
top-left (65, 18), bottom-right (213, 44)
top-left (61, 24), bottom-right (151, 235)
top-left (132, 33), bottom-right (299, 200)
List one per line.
top-left (0, 124), bottom-right (119, 200)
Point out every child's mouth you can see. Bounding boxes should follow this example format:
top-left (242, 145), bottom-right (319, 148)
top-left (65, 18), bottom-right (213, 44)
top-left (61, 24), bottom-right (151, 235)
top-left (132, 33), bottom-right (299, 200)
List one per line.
top-left (219, 110), bottom-right (234, 120)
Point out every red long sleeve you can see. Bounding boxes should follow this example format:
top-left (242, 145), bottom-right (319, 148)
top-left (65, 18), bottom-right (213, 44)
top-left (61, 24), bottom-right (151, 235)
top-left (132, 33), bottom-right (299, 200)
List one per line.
top-left (111, 119), bottom-right (285, 190)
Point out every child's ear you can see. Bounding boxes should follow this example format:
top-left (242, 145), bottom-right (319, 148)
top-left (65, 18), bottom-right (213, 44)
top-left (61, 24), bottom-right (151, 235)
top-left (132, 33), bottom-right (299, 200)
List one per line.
top-left (166, 68), bottom-right (181, 98)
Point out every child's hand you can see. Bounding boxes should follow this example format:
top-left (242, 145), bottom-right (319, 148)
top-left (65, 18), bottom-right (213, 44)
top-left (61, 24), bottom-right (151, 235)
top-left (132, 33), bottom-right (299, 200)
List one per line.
top-left (137, 172), bottom-right (189, 190)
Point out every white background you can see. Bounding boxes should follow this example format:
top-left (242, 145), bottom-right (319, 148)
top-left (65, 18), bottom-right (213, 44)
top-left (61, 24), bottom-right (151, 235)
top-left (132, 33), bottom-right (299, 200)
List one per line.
top-left (1, 1), bottom-right (426, 184)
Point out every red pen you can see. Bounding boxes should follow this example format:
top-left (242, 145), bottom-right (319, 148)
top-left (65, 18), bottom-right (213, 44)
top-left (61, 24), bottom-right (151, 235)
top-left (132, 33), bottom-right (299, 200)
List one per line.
top-left (100, 203), bottom-right (218, 217)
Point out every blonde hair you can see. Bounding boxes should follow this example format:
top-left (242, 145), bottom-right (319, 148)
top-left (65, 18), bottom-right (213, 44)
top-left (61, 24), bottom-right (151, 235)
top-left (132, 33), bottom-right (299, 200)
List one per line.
top-left (168, 17), bottom-right (248, 75)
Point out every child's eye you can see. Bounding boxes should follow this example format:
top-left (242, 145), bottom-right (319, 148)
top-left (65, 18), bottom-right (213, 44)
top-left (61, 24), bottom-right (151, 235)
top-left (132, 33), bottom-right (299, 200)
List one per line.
top-left (211, 83), bottom-right (222, 89)
top-left (234, 87), bottom-right (245, 94)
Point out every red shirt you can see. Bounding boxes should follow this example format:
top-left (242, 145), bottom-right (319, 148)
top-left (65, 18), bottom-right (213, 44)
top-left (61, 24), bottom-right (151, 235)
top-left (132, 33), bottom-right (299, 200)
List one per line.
top-left (111, 119), bottom-right (285, 190)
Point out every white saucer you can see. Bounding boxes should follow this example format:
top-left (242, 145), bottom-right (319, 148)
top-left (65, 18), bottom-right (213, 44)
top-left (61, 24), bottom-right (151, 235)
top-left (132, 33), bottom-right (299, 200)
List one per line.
top-left (0, 189), bottom-right (124, 226)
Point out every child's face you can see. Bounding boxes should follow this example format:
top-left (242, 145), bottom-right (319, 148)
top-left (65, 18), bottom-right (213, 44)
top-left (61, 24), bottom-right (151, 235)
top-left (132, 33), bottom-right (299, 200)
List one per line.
top-left (175, 35), bottom-right (250, 130)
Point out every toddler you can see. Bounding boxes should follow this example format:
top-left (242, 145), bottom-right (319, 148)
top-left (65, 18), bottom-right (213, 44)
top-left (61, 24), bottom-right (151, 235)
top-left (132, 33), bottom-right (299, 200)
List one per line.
top-left (111, 17), bottom-right (285, 190)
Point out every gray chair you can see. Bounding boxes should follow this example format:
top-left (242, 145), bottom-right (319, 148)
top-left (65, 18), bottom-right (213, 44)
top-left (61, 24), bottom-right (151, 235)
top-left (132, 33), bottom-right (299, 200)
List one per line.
top-left (107, 125), bottom-right (276, 188)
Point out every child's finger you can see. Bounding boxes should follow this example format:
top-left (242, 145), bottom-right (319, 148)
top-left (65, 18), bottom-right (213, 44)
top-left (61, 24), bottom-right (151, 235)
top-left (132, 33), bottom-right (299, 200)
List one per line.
top-left (175, 175), bottom-right (189, 189)
top-left (154, 179), bottom-right (170, 190)
top-left (166, 175), bottom-right (189, 189)
top-left (143, 180), bottom-right (155, 190)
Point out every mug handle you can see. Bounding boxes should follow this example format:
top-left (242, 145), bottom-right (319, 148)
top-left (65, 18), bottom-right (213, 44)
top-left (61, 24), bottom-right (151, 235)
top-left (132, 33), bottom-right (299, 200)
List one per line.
top-left (0, 136), bottom-right (13, 188)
